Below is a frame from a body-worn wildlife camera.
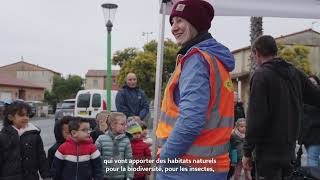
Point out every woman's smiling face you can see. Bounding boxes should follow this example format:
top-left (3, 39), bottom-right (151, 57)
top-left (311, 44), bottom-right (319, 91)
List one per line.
top-left (171, 16), bottom-right (198, 46)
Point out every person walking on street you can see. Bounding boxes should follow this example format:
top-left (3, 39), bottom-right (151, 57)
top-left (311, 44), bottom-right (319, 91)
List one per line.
top-left (156, 0), bottom-right (235, 179)
top-left (302, 75), bottom-right (320, 167)
top-left (242, 35), bottom-right (320, 180)
top-left (116, 73), bottom-right (149, 122)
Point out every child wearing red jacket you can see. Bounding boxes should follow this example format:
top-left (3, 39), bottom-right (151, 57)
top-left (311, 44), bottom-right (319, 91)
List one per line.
top-left (127, 121), bottom-right (151, 180)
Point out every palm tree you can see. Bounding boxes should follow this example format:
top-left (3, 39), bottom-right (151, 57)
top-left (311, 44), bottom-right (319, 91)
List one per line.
top-left (249, 17), bottom-right (263, 73)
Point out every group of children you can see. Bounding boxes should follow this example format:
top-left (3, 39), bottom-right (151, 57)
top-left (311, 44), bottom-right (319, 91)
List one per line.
top-left (0, 100), bottom-right (253, 180)
top-left (0, 101), bottom-right (152, 180)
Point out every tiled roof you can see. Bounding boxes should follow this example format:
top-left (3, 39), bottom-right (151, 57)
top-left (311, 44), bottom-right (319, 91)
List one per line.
top-left (0, 61), bottom-right (61, 75)
top-left (86, 70), bottom-right (119, 77)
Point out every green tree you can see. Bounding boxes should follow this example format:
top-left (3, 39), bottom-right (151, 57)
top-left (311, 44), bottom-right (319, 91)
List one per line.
top-left (44, 90), bottom-right (59, 111)
top-left (117, 52), bottom-right (156, 98)
top-left (112, 47), bottom-right (138, 67)
top-left (278, 44), bottom-right (312, 75)
top-left (116, 39), bottom-right (179, 99)
top-left (249, 17), bottom-right (263, 74)
top-left (44, 75), bottom-right (83, 111)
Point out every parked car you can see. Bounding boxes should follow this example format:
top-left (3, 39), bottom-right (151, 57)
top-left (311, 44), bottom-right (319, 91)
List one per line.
top-left (0, 101), bottom-right (5, 120)
top-left (25, 101), bottom-right (41, 118)
top-left (54, 99), bottom-right (75, 121)
top-left (74, 89), bottom-right (117, 127)
top-left (48, 105), bottom-right (54, 114)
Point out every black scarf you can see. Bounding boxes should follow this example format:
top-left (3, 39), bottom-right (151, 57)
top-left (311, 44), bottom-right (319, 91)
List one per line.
top-left (177, 32), bottom-right (212, 55)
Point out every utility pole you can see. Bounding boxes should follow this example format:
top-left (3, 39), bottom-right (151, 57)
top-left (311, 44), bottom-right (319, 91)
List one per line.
top-left (142, 32), bottom-right (153, 44)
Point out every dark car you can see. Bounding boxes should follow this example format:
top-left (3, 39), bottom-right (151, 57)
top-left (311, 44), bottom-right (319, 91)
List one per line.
top-left (0, 101), bottom-right (5, 120)
top-left (54, 99), bottom-right (75, 121)
top-left (25, 101), bottom-right (40, 118)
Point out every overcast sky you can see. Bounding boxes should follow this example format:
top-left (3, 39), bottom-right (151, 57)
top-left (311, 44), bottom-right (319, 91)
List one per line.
top-left (0, 0), bottom-right (319, 77)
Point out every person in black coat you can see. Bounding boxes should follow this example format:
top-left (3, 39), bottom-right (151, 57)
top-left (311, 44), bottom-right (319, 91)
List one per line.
top-left (0, 101), bottom-right (51, 180)
top-left (116, 73), bottom-right (149, 120)
top-left (302, 75), bottom-right (320, 167)
top-left (47, 116), bottom-right (72, 168)
top-left (242, 35), bottom-right (320, 180)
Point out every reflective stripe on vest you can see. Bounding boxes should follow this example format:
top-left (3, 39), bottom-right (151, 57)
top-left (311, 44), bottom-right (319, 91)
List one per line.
top-left (156, 48), bottom-right (234, 172)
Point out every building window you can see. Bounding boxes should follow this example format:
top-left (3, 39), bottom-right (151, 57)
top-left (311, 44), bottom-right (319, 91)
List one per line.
top-left (93, 79), bottom-right (98, 88)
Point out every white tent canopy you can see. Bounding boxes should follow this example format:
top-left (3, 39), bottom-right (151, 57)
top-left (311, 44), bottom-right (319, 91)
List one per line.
top-left (161, 0), bottom-right (320, 18)
top-left (152, 0), bottom-right (320, 159)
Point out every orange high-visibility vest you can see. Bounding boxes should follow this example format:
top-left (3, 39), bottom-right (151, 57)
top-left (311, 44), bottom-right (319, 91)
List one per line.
top-left (156, 48), bottom-right (234, 172)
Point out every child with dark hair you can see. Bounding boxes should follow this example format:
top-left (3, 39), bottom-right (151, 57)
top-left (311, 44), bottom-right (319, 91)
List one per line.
top-left (47, 116), bottom-right (72, 167)
top-left (51, 117), bottom-right (103, 180)
top-left (0, 100), bottom-right (51, 180)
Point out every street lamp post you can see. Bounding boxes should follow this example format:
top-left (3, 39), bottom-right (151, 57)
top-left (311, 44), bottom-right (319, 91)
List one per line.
top-left (101, 3), bottom-right (118, 112)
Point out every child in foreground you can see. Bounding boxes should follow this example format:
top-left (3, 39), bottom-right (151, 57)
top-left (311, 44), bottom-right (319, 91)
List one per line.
top-left (52, 117), bottom-right (103, 180)
top-left (0, 100), bottom-right (51, 180)
top-left (96, 112), bottom-right (134, 180)
top-left (127, 121), bottom-right (151, 180)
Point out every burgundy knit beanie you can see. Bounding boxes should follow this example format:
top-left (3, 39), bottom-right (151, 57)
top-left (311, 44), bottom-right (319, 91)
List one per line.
top-left (170, 0), bottom-right (214, 33)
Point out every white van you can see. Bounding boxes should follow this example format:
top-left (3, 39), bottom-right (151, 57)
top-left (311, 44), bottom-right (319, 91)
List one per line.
top-left (74, 89), bottom-right (118, 120)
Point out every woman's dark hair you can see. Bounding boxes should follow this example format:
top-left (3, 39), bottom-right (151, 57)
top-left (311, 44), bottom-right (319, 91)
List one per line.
top-left (309, 75), bottom-right (320, 86)
top-left (3, 101), bottom-right (31, 127)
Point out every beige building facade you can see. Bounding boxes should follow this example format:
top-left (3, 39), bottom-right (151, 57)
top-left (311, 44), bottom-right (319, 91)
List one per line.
top-left (85, 70), bottom-right (120, 90)
top-left (0, 61), bottom-right (61, 91)
top-left (0, 74), bottom-right (45, 101)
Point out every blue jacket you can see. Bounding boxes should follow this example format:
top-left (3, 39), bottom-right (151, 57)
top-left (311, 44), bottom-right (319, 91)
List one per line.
top-left (116, 85), bottom-right (149, 120)
top-left (95, 131), bottom-right (134, 179)
top-left (157, 34), bottom-right (235, 180)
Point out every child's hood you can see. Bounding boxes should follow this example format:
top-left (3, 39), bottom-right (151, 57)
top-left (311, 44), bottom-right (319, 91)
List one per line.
top-left (54, 120), bottom-right (66, 143)
top-left (18, 123), bottom-right (40, 136)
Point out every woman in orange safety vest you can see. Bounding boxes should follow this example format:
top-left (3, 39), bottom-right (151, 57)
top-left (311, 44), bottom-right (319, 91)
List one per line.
top-left (156, 0), bottom-right (235, 180)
